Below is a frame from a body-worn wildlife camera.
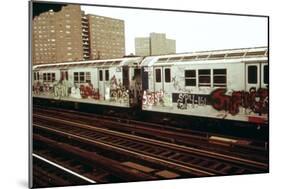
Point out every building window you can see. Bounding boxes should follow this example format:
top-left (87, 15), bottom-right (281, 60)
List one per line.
top-left (263, 65), bottom-right (268, 84)
top-left (213, 69), bottom-right (227, 87)
top-left (198, 69), bottom-right (211, 87)
top-left (105, 70), bottom-right (109, 81)
top-left (185, 70), bottom-right (196, 86)
top-left (155, 68), bottom-right (161, 83)
top-left (248, 65), bottom-right (257, 84)
top-left (165, 68), bottom-right (171, 83)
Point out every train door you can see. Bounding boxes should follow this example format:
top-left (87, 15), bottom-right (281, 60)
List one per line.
top-left (163, 67), bottom-right (173, 92)
top-left (98, 69), bottom-right (105, 100)
top-left (154, 67), bottom-right (163, 92)
top-left (261, 63), bottom-right (269, 89)
top-left (60, 69), bottom-right (69, 97)
top-left (122, 66), bottom-right (129, 90)
top-left (134, 68), bottom-right (141, 94)
top-left (60, 70), bottom-right (68, 81)
top-left (246, 63), bottom-right (260, 91)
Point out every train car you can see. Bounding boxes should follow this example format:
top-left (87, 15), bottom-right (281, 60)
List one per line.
top-left (141, 47), bottom-right (268, 124)
top-left (32, 57), bottom-right (143, 108)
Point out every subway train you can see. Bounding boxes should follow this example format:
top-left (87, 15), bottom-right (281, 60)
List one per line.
top-left (32, 46), bottom-right (268, 125)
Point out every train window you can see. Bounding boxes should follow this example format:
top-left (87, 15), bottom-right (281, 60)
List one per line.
top-left (65, 71), bottom-right (68, 80)
top-left (111, 61), bottom-right (121, 66)
top-left (199, 69), bottom-right (211, 87)
top-left (168, 57), bottom-right (182, 62)
top-left (209, 54), bottom-right (225, 59)
top-left (80, 72), bottom-right (85, 82)
top-left (74, 72), bottom-right (79, 83)
top-left (47, 73), bottom-right (51, 81)
top-left (33, 72), bottom-right (37, 80)
top-left (86, 72), bottom-right (91, 83)
top-left (99, 70), bottom-right (103, 81)
top-left (197, 55), bottom-right (209, 59)
top-left (182, 56), bottom-right (197, 61)
top-left (52, 73), bottom-right (55, 82)
top-left (246, 51), bottom-right (266, 57)
top-left (263, 65), bottom-right (268, 84)
top-left (213, 69), bottom-right (227, 87)
top-left (37, 72), bottom-right (39, 80)
top-left (157, 58), bottom-right (169, 63)
top-left (165, 68), bottom-right (171, 82)
top-left (123, 67), bottom-right (129, 88)
top-left (43, 73), bottom-right (47, 81)
top-left (227, 52), bottom-right (245, 58)
top-left (105, 70), bottom-right (109, 81)
top-left (155, 68), bottom-right (161, 82)
top-left (248, 66), bottom-right (257, 84)
top-left (185, 70), bottom-right (196, 86)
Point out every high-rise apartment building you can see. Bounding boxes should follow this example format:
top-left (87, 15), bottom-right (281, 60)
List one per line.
top-left (135, 32), bottom-right (176, 56)
top-left (135, 37), bottom-right (150, 56)
top-left (33, 5), bottom-right (86, 64)
top-left (88, 14), bottom-right (125, 60)
top-left (32, 5), bottom-right (125, 65)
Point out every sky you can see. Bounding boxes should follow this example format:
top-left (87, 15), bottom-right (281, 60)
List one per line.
top-left (82, 5), bottom-right (268, 55)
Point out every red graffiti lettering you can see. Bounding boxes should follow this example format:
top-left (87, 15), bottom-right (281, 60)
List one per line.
top-left (210, 88), bottom-right (268, 115)
top-left (80, 84), bottom-right (100, 100)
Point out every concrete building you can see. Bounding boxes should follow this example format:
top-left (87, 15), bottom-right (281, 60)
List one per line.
top-left (32, 5), bottom-right (125, 65)
top-left (87, 14), bottom-right (125, 60)
top-left (33, 5), bottom-right (86, 64)
top-left (135, 37), bottom-right (150, 56)
top-left (135, 32), bottom-right (176, 56)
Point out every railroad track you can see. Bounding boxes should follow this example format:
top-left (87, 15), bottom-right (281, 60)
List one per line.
top-left (32, 153), bottom-right (95, 188)
top-left (33, 134), bottom-right (157, 183)
top-left (33, 106), bottom-right (268, 163)
top-left (33, 113), bottom-right (268, 180)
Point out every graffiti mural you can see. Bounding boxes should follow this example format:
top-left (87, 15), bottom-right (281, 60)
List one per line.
top-left (54, 80), bottom-right (69, 98)
top-left (70, 85), bottom-right (81, 99)
top-left (33, 79), bottom-right (101, 100)
top-left (175, 93), bottom-right (208, 109)
top-left (33, 81), bottom-right (41, 95)
top-left (109, 75), bottom-right (129, 103)
top-left (143, 90), bottom-right (164, 106)
top-left (79, 84), bottom-right (100, 100)
top-left (210, 88), bottom-right (268, 115)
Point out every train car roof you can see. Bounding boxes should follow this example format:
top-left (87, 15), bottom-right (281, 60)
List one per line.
top-left (141, 46), bottom-right (268, 66)
top-left (33, 56), bottom-right (143, 70)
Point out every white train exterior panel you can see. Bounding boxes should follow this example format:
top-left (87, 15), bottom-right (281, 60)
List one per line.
top-left (32, 57), bottom-right (143, 107)
top-left (142, 48), bottom-right (268, 123)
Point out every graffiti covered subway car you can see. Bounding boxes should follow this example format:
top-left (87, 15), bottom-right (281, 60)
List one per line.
top-left (33, 57), bottom-right (144, 108)
top-left (32, 46), bottom-right (268, 124)
top-left (141, 47), bottom-right (268, 124)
